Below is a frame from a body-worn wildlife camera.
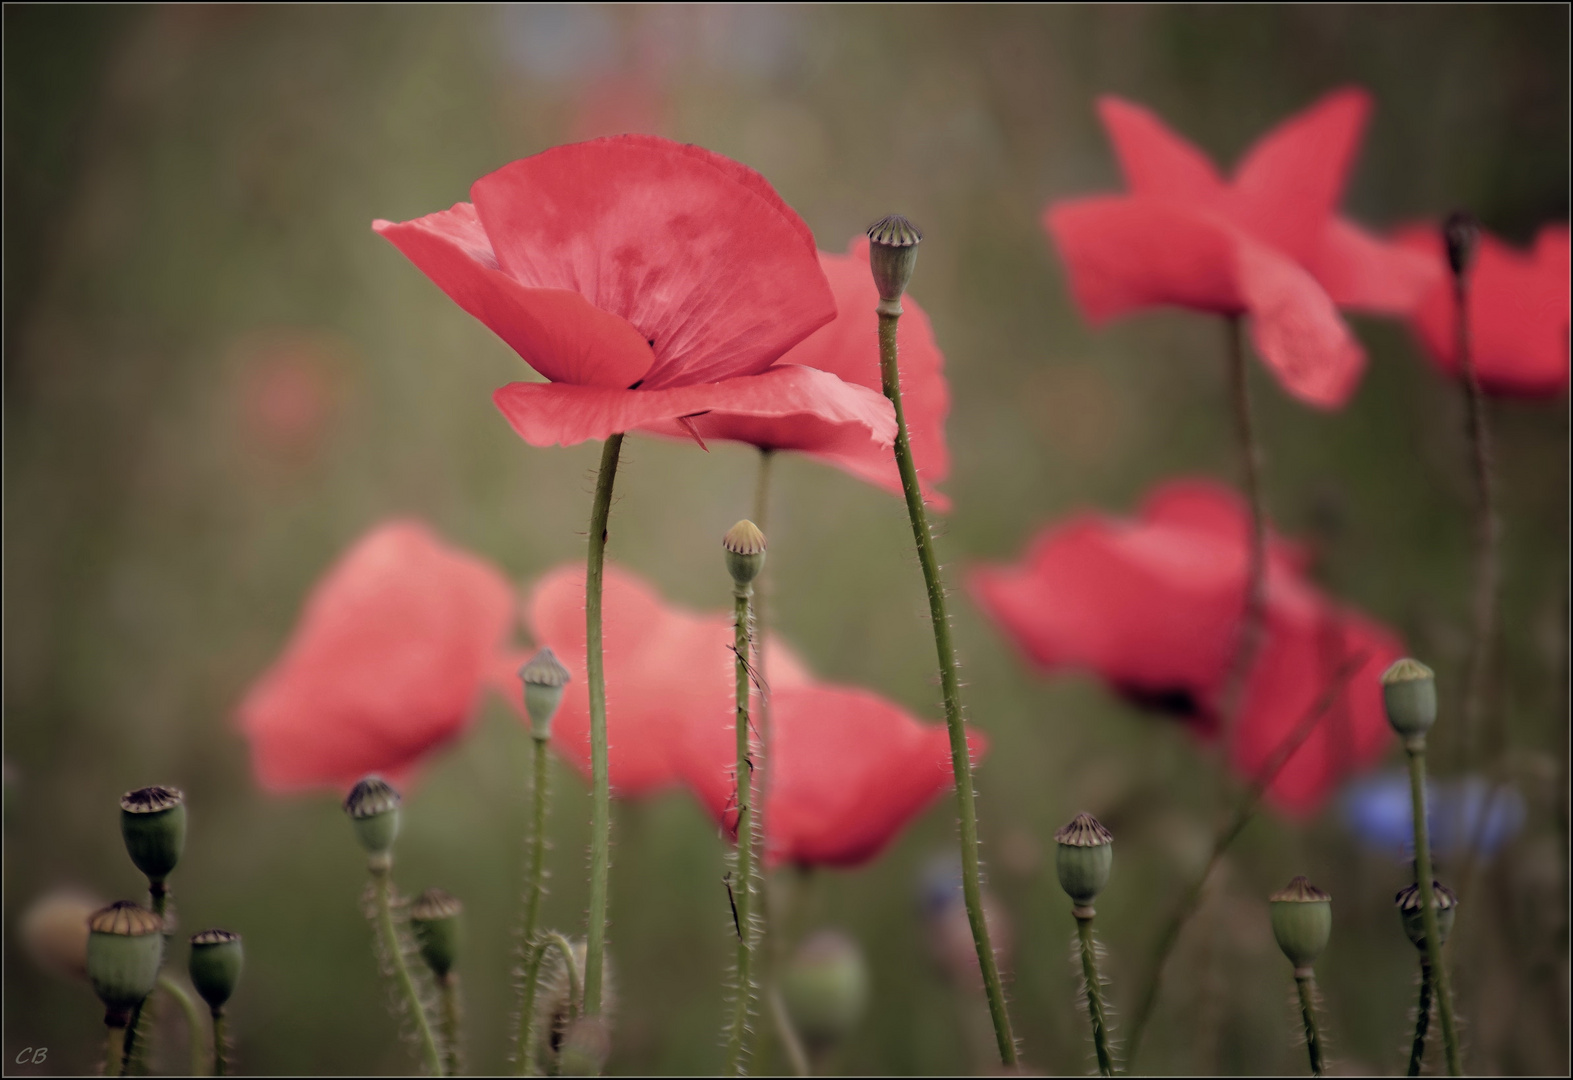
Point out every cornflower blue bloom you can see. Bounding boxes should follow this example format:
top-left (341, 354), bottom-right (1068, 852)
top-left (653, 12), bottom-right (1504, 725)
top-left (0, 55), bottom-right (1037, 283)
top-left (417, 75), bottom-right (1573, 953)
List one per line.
top-left (1340, 770), bottom-right (1526, 864)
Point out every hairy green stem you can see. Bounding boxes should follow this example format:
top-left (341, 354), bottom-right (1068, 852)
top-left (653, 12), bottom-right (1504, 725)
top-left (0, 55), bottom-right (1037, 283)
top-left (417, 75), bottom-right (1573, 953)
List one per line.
top-left (212, 1009), bottom-right (230, 1078)
top-left (440, 973), bottom-right (462, 1077)
top-left (1075, 912), bottom-right (1115, 1077)
top-left (1295, 971), bottom-right (1324, 1076)
top-left (122, 884), bottom-right (171, 1075)
top-left (372, 866), bottom-right (444, 1076)
top-left (519, 927), bottom-right (583, 1075)
top-left (1407, 957), bottom-right (1433, 1077)
top-left (513, 732), bottom-right (554, 1074)
top-left (106, 1023), bottom-right (128, 1078)
top-left (156, 974), bottom-right (206, 1077)
top-left (878, 306), bottom-right (1016, 1065)
top-left (1406, 739), bottom-right (1462, 1076)
top-left (584, 433), bottom-right (623, 1019)
top-left (1218, 314), bottom-right (1269, 730)
top-left (1125, 651), bottom-right (1368, 1067)
top-left (725, 585), bottom-right (760, 1075)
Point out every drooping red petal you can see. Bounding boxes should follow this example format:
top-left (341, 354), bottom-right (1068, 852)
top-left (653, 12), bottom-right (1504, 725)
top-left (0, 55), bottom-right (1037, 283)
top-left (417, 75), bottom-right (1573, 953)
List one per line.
top-left (495, 364), bottom-right (896, 449)
top-left (238, 521), bottom-right (515, 793)
top-left (468, 135), bottom-right (835, 389)
top-left (1097, 96), bottom-right (1226, 204)
top-left (1309, 217), bottom-right (1443, 315)
top-left (373, 204), bottom-right (656, 389)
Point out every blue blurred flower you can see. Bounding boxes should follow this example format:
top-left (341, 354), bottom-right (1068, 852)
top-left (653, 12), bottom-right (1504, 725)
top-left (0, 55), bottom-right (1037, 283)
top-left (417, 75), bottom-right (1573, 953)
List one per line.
top-left (1340, 770), bottom-right (1526, 863)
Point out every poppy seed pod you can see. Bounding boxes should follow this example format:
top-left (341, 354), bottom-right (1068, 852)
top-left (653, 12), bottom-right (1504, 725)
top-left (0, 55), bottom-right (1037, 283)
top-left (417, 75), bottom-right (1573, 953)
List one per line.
top-left (188, 929), bottom-right (244, 1011)
top-left (722, 520), bottom-right (767, 589)
top-left (344, 776), bottom-right (401, 858)
top-left (1054, 812), bottom-right (1114, 907)
top-left (119, 786), bottom-right (187, 884)
top-left (1270, 876), bottom-right (1332, 969)
top-left (87, 902), bottom-right (164, 1020)
top-left (1395, 880), bottom-right (1458, 951)
top-left (780, 929), bottom-right (870, 1050)
top-left (1381, 658), bottom-right (1438, 738)
top-left (1443, 211), bottom-right (1479, 277)
top-left (410, 888), bottom-right (463, 978)
top-left (519, 647), bottom-right (572, 740)
top-left (867, 215), bottom-right (922, 305)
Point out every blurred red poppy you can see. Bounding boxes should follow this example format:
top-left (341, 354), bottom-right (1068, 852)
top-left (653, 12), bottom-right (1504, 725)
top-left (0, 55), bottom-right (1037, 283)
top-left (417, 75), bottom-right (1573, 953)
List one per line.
top-left (1396, 222), bottom-right (1571, 397)
top-left (967, 480), bottom-right (1403, 816)
top-left (639, 236), bottom-right (946, 507)
top-left (374, 135), bottom-right (893, 451)
top-left (1044, 89), bottom-right (1438, 409)
top-left (239, 521), bottom-right (515, 792)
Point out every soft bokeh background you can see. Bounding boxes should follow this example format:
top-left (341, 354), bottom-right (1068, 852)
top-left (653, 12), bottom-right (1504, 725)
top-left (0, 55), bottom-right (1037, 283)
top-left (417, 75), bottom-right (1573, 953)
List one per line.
top-left (5, 5), bottom-right (1567, 1075)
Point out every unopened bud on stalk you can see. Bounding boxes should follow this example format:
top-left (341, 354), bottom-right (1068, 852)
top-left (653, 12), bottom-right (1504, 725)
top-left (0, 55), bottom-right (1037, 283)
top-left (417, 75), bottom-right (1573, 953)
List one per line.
top-left (781, 929), bottom-right (870, 1050)
top-left (120, 786), bottom-right (187, 884)
top-left (1395, 880), bottom-right (1458, 951)
top-left (520, 647), bottom-right (572, 740)
top-left (558, 1016), bottom-right (611, 1077)
top-left (410, 888), bottom-right (463, 978)
top-left (344, 776), bottom-right (401, 862)
top-left (1054, 812), bottom-right (1114, 908)
top-left (722, 520), bottom-right (767, 589)
top-left (1381, 658), bottom-right (1438, 738)
top-left (1443, 211), bottom-right (1479, 277)
top-left (867, 214), bottom-right (922, 307)
top-left (1270, 877), bottom-right (1332, 970)
top-left (189, 929), bottom-right (244, 1011)
top-left (87, 902), bottom-right (164, 1023)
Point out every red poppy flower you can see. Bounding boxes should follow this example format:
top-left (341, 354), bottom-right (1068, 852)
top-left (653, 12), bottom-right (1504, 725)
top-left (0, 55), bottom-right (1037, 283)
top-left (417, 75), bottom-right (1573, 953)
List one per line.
top-left (374, 135), bottom-right (894, 451)
top-left (1044, 89), bottom-right (1439, 409)
top-left (639, 237), bottom-right (946, 507)
top-left (1395, 222), bottom-right (1571, 397)
top-left (239, 521), bottom-right (515, 792)
top-left (967, 480), bottom-right (1403, 816)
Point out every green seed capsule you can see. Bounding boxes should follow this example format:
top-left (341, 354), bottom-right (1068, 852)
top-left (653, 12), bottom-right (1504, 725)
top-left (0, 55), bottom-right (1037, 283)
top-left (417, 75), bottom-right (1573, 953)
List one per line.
top-left (520, 648), bottom-right (572, 741)
top-left (722, 520), bottom-right (767, 588)
top-left (410, 888), bottom-right (463, 978)
top-left (1381, 658), bottom-right (1437, 738)
top-left (1054, 812), bottom-right (1114, 907)
top-left (344, 776), bottom-right (401, 858)
top-left (120, 786), bottom-right (187, 884)
top-left (87, 902), bottom-right (164, 1020)
top-left (188, 929), bottom-right (244, 1011)
top-left (1395, 880), bottom-right (1458, 951)
top-left (781, 929), bottom-right (870, 1050)
top-left (1270, 876), bottom-right (1332, 969)
top-left (866, 215), bottom-right (923, 304)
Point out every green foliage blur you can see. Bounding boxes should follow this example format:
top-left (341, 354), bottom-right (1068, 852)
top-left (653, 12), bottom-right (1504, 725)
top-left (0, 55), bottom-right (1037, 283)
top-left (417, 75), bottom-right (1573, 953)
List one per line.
top-left (5, 5), bottom-right (1567, 1075)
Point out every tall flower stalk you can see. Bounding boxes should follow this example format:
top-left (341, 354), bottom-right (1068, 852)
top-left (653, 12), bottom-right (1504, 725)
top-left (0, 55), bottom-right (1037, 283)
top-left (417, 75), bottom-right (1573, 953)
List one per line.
top-left (868, 215), bottom-right (1016, 1065)
top-left (1218, 314), bottom-right (1269, 728)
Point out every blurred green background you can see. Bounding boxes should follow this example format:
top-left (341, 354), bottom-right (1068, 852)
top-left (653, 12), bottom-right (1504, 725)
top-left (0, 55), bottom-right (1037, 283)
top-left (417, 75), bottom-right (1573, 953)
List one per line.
top-left (4, 4), bottom-right (1567, 1075)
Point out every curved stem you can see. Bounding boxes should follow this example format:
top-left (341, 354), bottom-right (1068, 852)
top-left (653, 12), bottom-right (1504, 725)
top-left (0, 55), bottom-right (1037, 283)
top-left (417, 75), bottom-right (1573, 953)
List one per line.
top-left (518, 933), bottom-right (581, 1075)
top-left (440, 973), bottom-right (462, 1077)
top-left (372, 867), bottom-right (445, 1076)
top-left (584, 433), bottom-right (624, 1018)
top-left (725, 585), bottom-right (759, 1075)
top-left (1406, 739), bottom-right (1462, 1076)
top-left (1407, 956), bottom-right (1432, 1077)
top-left (878, 306), bottom-right (1016, 1065)
top-left (1295, 971), bottom-right (1324, 1076)
top-left (1075, 912), bottom-right (1115, 1077)
top-left (1218, 314), bottom-right (1268, 730)
top-left (157, 974), bottom-right (206, 1077)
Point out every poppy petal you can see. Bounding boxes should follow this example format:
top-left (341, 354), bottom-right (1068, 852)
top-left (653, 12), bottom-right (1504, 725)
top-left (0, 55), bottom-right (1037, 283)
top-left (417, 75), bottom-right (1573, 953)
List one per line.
top-left (1233, 234), bottom-right (1364, 408)
top-left (1310, 217), bottom-right (1442, 314)
top-left (1097, 96), bottom-right (1226, 204)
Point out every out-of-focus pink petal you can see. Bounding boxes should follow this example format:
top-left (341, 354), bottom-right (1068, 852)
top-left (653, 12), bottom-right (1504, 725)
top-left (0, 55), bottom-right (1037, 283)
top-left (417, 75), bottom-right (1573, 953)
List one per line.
top-left (1138, 480), bottom-right (1311, 575)
top-left (1310, 217), bottom-right (1442, 314)
top-left (1234, 235), bottom-right (1365, 408)
top-left (1097, 96), bottom-right (1226, 204)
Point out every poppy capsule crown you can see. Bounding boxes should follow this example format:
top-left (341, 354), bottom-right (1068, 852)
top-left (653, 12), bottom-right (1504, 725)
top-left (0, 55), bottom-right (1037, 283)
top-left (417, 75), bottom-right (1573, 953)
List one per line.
top-left (86, 902), bottom-right (164, 1019)
top-left (1395, 880), bottom-right (1458, 951)
top-left (519, 646), bottom-right (572, 740)
top-left (344, 776), bottom-right (402, 860)
top-left (867, 215), bottom-right (922, 305)
top-left (1054, 812), bottom-right (1114, 907)
top-left (1269, 876), bottom-right (1333, 970)
top-left (722, 519), bottom-right (767, 589)
top-left (189, 929), bottom-right (244, 1011)
top-left (1381, 657), bottom-right (1437, 739)
top-left (120, 785), bottom-right (187, 884)
top-left (410, 888), bottom-right (463, 978)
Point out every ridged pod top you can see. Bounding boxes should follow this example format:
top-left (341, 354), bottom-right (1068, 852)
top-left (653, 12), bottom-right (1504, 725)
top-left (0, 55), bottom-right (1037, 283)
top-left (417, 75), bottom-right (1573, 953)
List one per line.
top-left (411, 887), bottom-right (464, 921)
top-left (344, 776), bottom-right (401, 819)
top-left (519, 646), bottom-right (571, 688)
top-left (1054, 812), bottom-right (1113, 847)
top-left (866, 215), bottom-right (922, 248)
top-left (89, 901), bottom-right (163, 937)
top-left (1271, 875), bottom-right (1331, 903)
top-left (1395, 880), bottom-right (1458, 913)
top-left (191, 928), bottom-right (241, 946)
top-left (1381, 658), bottom-right (1435, 685)
top-left (120, 786), bottom-right (184, 814)
top-left (722, 519), bottom-right (767, 555)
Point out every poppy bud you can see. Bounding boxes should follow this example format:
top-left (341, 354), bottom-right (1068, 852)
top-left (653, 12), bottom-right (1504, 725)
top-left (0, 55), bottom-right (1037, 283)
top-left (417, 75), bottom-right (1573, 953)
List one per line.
top-left (1054, 812), bottom-right (1114, 908)
top-left (344, 776), bottom-right (401, 860)
top-left (867, 214), bottom-right (922, 307)
top-left (119, 786), bottom-right (187, 884)
top-left (410, 888), bottom-right (463, 978)
top-left (780, 929), bottom-right (869, 1050)
top-left (520, 647), bottom-right (572, 740)
top-left (557, 1016), bottom-right (611, 1077)
top-left (188, 929), bottom-right (244, 1011)
top-left (1381, 658), bottom-right (1437, 739)
top-left (1269, 876), bottom-right (1332, 970)
top-left (1395, 880), bottom-right (1458, 951)
top-left (1443, 211), bottom-right (1479, 277)
top-left (87, 902), bottom-right (164, 1022)
top-left (722, 520), bottom-right (767, 589)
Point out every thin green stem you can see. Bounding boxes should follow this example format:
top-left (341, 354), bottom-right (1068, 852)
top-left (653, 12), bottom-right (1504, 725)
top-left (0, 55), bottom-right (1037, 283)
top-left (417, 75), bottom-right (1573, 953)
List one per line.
top-left (518, 933), bottom-right (581, 1075)
top-left (1295, 971), bottom-right (1324, 1076)
top-left (157, 974), bottom-right (206, 1077)
top-left (725, 585), bottom-right (759, 1076)
top-left (1407, 957), bottom-right (1432, 1077)
top-left (1406, 740), bottom-right (1462, 1076)
top-left (372, 866), bottom-right (444, 1076)
top-left (1455, 269), bottom-right (1499, 768)
top-left (878, 306), bottom-right (1016, 1065)
top-left (1075, 912), bottom-right (1115, 1077)
top-left (212, 1009), bottom-right (229, 1078)
top-left (768, 984), bottom-right (811, 1077)
top-left (512, 733), bottom-right (554, 1074)
top-left (122, 883), bottom-right (170, 1076)
top-left (106, 1023), bottom-right (128, 1078)
top-left (584, 432), bottom-right (624, 1018)
top-left (1218, 314), bottom-right (1269, 730)
top-left (440, 973), bottom-right (463, 1077)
